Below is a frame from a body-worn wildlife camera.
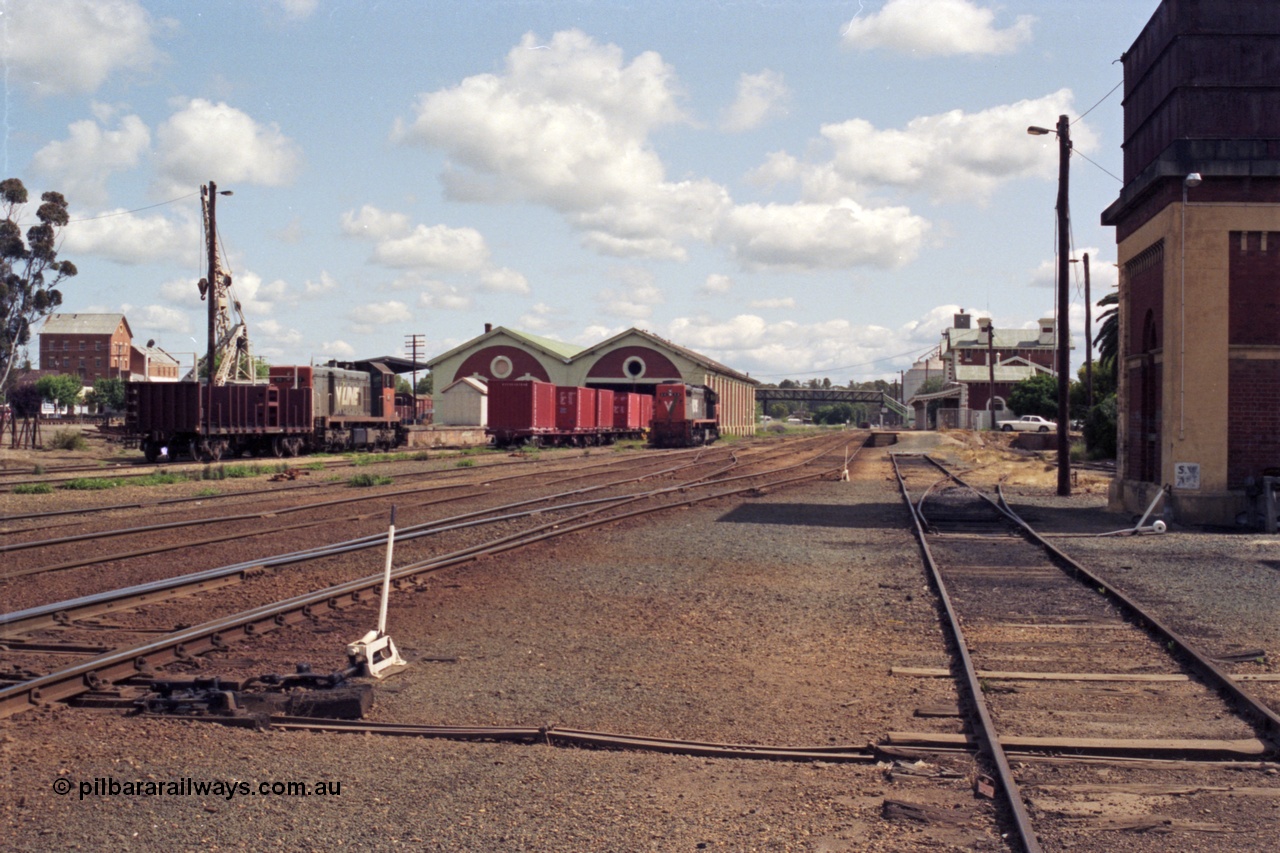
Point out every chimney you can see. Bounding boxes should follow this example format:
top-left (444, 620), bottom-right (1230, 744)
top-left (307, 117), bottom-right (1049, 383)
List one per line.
top-left (977, 317), bottom-right (992, 345)
top-left (953, 311), bottom-right (971, 330)
top-left (484, 323), bottom-right (493, 334)
top-left (1039, 317), bottom-right (1055, 346)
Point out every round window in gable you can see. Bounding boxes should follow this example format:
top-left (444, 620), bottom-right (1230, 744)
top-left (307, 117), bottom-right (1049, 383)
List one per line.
top-left (623, 356), bottom-right (646, 379)
top-left (490, 355), bottom-right (513, 379)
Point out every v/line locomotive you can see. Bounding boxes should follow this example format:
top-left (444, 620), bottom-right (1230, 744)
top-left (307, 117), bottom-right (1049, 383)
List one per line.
top-left (127, 361), bottom-right (405, 462)
top-left (486, 379), bottom-right (719, 448)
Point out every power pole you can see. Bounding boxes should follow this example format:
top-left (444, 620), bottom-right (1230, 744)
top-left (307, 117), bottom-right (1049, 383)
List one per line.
top-left (1083, 251), bottom-right (1093, 410)
top-left (405, 334), bottom-right (425, 424)
top-left (1055, 115), bottom-right (1072, 495)
top-left (987, 323), bottom-right (995, 430)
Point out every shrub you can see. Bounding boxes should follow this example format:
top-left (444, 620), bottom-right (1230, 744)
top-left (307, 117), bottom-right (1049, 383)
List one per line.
top-left (349, 473), bottom-right (392, 487)
top-left (13, 483), bottom-right (52, 494)
top-left (48, 429), bottom-right (88, 451)
top-left (62, 477), bottom-right (117, 491)
top-left (1083, 395), bottom-right (1117, 459)
top-left (455, 459), bottom-right (475, 468)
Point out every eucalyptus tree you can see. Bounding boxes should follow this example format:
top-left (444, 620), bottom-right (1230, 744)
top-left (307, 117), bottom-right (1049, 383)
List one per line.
top-left (0, 179), bottom-right (77, 392)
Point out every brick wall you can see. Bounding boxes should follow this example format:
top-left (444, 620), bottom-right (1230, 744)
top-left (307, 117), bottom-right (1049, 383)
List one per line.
top-left (1228, 359), bottom-right (1280, 486)
top-left (1229, 231), bottom-right (1280, 345)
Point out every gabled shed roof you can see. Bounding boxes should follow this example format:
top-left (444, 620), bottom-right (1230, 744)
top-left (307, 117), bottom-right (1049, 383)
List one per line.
top-left (41, 313), bottom-right (130, 337)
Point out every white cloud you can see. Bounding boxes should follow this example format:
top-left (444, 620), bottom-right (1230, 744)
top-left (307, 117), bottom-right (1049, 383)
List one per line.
top-left (718, 199), bottom-right (929, 271)
top-left (304, 271), bottom-right (340, 296)
top-left (664, 308), bottom-right (952, 381)
top-left (518, 303), bottom-right (560, 332)
top-left (1030, 247), bottom-right (1119, 294)
top-left (61, 210), bottom-right (195, 266)
top-left (341, 205), bottom-right (411, 240)
top-left (255, 318), bottom-right (304, 347)
top-left (159, 276), bottom-right (201, 306)
top-left (480, 267), bottom-right (531, 295)
top-left (702, 274), bottom-right (733, 296)
top-left (753, 89), bottom-right (1092, 205)
top-left (216, 269), bottom-right (279, 318)
top-left (128, 304), bottom-right (190, 335)
top-left (345, 205), bottom-right (534, 298)
top-left (275, 0), bottom-right (318, 21)
top-left (155, 99), bottom-right (302, 194)
top-left (371, 223), bottom-right (489, 271)
top-left (720, 70), bottom-right (789, 132)
top-left (394, 29), bottom-right (719, 261)
top-left (748, 297), bottom-right (796, 310)
top-left (31, 111), bottom-right (151, 208)
top-left (393, 28), bottom-right (945, 274)
top-left (3, 0), bottom-right (161, 96)
top-left (417, 290), bottom-right (472, 311)
top-left (349, 301), bottom-right (412, 329)
top-left (598, 269), bottom-right (664, 320)
top-left (842, 0), bottom-right (1033, 57)
top-left (320, 340), bottom-right (357, 358)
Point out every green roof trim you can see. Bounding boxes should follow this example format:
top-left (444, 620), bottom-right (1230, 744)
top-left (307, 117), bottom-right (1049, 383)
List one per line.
top-left (506, 329), bottom-right (584, 360)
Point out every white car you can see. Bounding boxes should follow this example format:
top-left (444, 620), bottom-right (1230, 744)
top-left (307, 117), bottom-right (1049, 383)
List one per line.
top-left (998, 414), bottom-right (1056, 432)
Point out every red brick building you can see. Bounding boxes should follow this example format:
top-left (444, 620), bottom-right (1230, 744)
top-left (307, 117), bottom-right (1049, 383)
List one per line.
top-left (38, 313), bottom-right (133, 382)
top-left (37, 313), bottom-right (182, 385)
top-left (906, 312), bottom-right (1059, 430)
top-left (1101, 0), bottom-right (1280, 524)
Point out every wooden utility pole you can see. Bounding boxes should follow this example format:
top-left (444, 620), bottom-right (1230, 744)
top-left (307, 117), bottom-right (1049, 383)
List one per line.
top-left (1083, 252), bottom-right (1093, 410)
top-left (1054, 115), bottom-right (1072, 496)
top-left (405, 334), bottom-right (425, 423)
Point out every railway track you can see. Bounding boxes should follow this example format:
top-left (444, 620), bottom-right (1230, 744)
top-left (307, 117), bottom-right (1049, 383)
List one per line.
top-left (0, 433), bottom-right (860, 719)
top-left (0, 446), bottom-right (746, 580)
top-left (891, 453), bottom-right (1280, 851)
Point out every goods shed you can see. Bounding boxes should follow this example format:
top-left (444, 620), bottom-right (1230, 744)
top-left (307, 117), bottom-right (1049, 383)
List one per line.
top-left (427, 325), bottom-right (758, 438)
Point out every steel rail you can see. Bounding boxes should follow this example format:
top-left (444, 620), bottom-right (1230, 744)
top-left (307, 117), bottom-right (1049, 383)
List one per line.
top-left (0, 446), bottom-right (730, 556)
top-left (2, 437), bottom-right (819, 607)
top-left (0, 444), bottom-right (696, 526)
top-left (890, 453), bottom-right (1043, 853)
top-left (994, 483), bottom-right (1280, 746)
top-left (0, 436), bottom-right (856, 718)
top-left (911, 452), bottom-right (1280, 745)
top-left (0, 449), bottom-right (744, 634)
top-left (266, 716), bottom-right (876, 762)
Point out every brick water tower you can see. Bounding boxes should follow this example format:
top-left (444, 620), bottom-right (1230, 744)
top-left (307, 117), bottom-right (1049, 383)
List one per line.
top-left (1102, 0), bottom-right (1280, 525)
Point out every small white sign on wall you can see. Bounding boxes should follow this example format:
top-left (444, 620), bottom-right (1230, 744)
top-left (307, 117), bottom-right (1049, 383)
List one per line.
top-left (1174, 462), bottom-right (1201, 490)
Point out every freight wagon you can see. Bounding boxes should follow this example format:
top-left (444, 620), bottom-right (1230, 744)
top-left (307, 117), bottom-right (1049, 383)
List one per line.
top-left (486, 380), bottom-right (650, 447)
top-left (126, 361), bottom-right (404, 462)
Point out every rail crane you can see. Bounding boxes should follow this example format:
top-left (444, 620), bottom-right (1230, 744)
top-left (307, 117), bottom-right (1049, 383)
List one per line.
top-left (187, 181), bottom-right (254, 384)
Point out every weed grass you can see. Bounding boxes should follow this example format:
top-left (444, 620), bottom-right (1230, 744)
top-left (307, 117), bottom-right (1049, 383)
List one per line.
top-left (49, 430), bottom-right (88, 451)
top-left (349, 473), bottom-right (393, 487)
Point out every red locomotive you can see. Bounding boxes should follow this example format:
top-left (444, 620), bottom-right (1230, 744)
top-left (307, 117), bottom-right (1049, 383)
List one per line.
top-left (650, 381), bottom-right (719, 447)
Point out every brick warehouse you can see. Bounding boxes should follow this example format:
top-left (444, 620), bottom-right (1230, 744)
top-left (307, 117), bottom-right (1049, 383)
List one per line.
top-left (1102, 0), bottom-right (1280, 525)
top-left (427, 325), bottom-right (758, 439)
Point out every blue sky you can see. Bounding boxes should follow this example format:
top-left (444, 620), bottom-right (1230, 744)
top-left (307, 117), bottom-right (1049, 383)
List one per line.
top-left (4, 0), bottom-right (1156, 383)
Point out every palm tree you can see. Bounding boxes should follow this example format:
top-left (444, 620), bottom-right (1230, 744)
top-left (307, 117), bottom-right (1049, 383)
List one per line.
top-left (1094, 291), bottom-right (1118, 386)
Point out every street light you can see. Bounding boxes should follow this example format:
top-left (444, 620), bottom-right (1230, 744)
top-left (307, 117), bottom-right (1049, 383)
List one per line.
top-left (1028, 115), bottom-right (1072, 496)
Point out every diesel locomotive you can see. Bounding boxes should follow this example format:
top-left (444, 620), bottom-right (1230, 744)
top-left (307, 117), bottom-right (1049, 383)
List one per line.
top-left (127, 361), bottom-right (405, 462)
